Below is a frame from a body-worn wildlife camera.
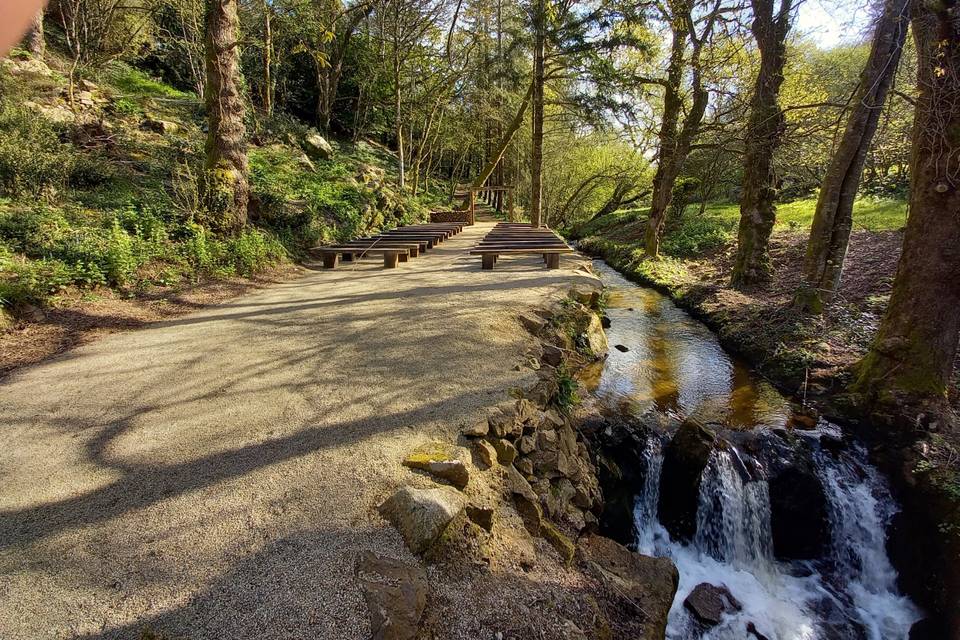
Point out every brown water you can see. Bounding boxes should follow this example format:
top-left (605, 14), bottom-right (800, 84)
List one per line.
top-left (584, 261), bottom-right (794, 430)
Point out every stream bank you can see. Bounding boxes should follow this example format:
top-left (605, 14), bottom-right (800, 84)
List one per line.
top-left (577, 241), bottom-right (959, 636)
top-left (369, 280), bottom-right (680, 639)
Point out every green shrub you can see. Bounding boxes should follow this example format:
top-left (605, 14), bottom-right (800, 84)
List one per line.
top-left (222, 228), bottom-right (286, 276)
top-left (109, 97), bottom-right (142, 116)
top-left (555, 366), bottom-right (581, 414)
top-left (0, 103), bottom-right (74, 197)
top-left (661, 212), bottom-right (734, 257)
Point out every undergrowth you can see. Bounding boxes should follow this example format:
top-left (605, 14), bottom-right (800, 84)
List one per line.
top-left (0, 59), bottom-right (439, 314)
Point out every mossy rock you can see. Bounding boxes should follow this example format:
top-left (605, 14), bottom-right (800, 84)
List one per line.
top-left (541, 520), bottom-right (575, 566)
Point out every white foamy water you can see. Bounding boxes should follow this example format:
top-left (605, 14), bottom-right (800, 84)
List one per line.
top-left (633, 438), bottom-right (922, 640)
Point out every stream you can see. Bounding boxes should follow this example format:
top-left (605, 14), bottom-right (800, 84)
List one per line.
top-left (587, 260), bottom-right (923, 640)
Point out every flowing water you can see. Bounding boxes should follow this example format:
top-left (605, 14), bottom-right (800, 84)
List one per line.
top-left (589, 261), bottom-right (922, 639)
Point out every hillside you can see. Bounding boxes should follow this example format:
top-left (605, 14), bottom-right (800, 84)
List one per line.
top-left (0, 52), bottom-right (443, 374)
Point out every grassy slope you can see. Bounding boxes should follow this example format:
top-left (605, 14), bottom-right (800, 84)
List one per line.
top-left (700, 197), bottom-right (907, 231)
top-left (0, 53), bottom-right (440, 320)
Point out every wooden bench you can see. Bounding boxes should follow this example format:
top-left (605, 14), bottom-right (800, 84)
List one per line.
top-left (314, 247), bottom-right (409, 269)
top-left (470, 222), bottom-right (574, 270)
top-left (469, 247), bottom-right (574, 270)
top-left (332, 241), bottom-right (422, 260)
top-left (382, 229), bottom-right (452, 240)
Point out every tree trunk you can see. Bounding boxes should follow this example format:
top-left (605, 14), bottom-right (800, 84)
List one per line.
top-left (471, 83), bottom-right (532, 191)
top-left (203, 0), bottom-right (248, 233)
top-left (24, 9), bottom-right (45, 57)
top-left (394, 53), bottom-right (405, 190)
top-left (262, 0), bottom-right (273, 116)
top-left (730, 0), bottom-right (793, 287)
top-left (529, 0), bottom-right (545, 227)
top-left (643, 0), bottom-right (715, 257)
top-left (795, 0), bottom-right (910, 312)
top-left (852, 0), bottom-right (960, 419)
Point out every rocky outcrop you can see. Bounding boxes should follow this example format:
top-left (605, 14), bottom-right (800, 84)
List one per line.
top-left (355, 551), bottom-right (428, 640)
top-left (743, 431), bottom-right (831, 560)
top-left (578, 534), bottom-right (679, 639)
top-left (768, 464), bottom-right (829, 559)
top-left (579, 414), bottom-right (660, 544)
top-left (378, 486), bottom-right (465, 554)
top-left (658, 418), bottom-right (717, 542)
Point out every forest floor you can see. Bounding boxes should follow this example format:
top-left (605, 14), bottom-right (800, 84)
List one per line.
top-left (0, 220), bottom-right (602, 640)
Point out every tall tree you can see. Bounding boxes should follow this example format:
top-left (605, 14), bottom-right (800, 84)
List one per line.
top-left (730, 0), bottom-right (794, 286)
top-left (529, 0), bottom-right (546, 227)
top-left (373, 0), bottom-right (444, 190)
top-left (261, 0), bottom-right (274, 116)
top-left (24, 9), bottom-right (45, 57)
top-left (203, 0), bottom-right (249, 232)
top-left (794, 0), bottom-right (911, 312)
top-left (642, 0), bottom-right (722, 257)
top-left (852, 0), bottom-right (960, 419)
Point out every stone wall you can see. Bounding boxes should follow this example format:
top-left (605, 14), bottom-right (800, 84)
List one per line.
top-left (430, 209), bottom-right (474, 225)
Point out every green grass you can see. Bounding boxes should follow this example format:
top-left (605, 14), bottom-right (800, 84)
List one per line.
top-left (100, 62), bottom-right (193, 99)
top-left (699, 196), bottom-right (908, 232)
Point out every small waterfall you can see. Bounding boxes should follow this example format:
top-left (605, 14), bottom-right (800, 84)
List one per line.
top-left (693, 450), bottom-right (773, 572)
top-left (633, 436), bottom-right (922, 640)
top-left (633, 436), bottom-right (663, 555)
top-left (813, 446), bottom-right (922, 639)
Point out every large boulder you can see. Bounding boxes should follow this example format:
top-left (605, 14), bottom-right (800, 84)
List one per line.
top-left (581, 313), bottom-right (608, 358)
top-left (683, 582), bottom-right (742, 627)
top-left (355, 551), bottom-right (428, 640)
top-left (303, 132), bottom-right (334, 160)
top-left (378, 486), bottom-right (465, 554)
top-left (141, 117), bottom-right (179, 134)
top-left (747, 431), bottom-right (830, 560)
top-left (658, 419), bottom-right (717, 542)
top-left (768, 464), bottom-right (829, 559)
top-left (578, 535), bottom-right (679, 640)
top-left (569, 284), bottom-right (602, 308)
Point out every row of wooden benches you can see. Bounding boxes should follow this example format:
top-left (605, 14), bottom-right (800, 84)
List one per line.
top-left (309, 223), bottom-right (464, 269)
top-left (469, 222), bottom-right (574, 270)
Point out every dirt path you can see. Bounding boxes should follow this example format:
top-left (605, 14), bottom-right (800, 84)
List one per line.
top-left (0, 221), bottom-right (593, 640)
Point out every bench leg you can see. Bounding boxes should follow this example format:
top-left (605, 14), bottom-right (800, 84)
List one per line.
top-left (546, 254), bottom-right (560, 269)
top-left (481, 254), bottom-right (496, 270)
top-left (341, 252), bottom-right (354, 262)
top-left (398, 252), bottom-right (409, 263)
top-left (384, 253), bottom-right (400, 268)
top-left (322, 253), bottom-right (339, 269)
top-left (409, 247), bottom-right (420, 258)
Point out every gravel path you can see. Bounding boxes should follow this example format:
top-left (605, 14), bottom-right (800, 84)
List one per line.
top-left (0, 221), bottom-right (591, 640)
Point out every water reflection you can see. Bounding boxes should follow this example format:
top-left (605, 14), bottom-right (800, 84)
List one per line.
top-left (586, 261), bottom-right (793, 430)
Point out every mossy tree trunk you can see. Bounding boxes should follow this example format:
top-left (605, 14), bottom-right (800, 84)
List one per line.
top-left (24, 9), bottom-right (45, 57)
top-left (203, 0), bottom-right (248, 233)
top-left (852, 0), bottom-right (960, 419)
top-left (795, 0), bottom-right (910, 313)
top-left (261, 0), bottom-right (273, 117)
top-left (643, 0), bottom-right (716, 257)
top-left (730, 0), bottom-right (793, 287)
top-left (529, 0), bottom-right (545, 227)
